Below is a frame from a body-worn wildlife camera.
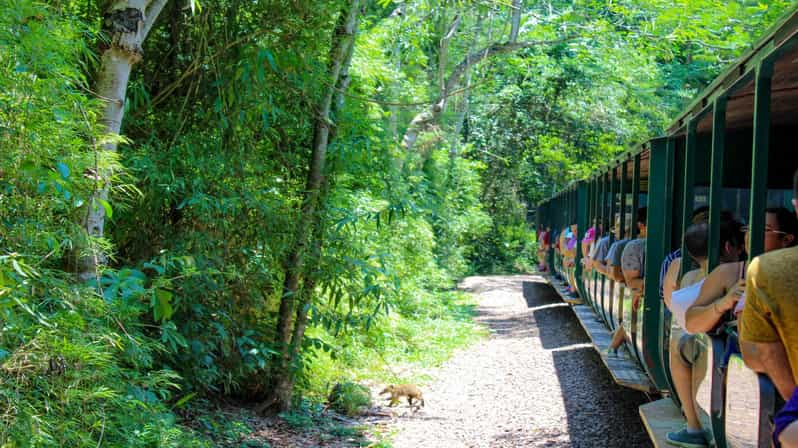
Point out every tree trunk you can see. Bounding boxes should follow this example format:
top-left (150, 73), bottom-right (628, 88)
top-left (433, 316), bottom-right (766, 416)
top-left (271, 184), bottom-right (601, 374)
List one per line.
top-left (388, 39), bottom-right (401, 140)
top-left (79, 0), bottom-right (167, 281)
top-left (401, 38), bottom-right (559, 154)
top-left (398, 1), bottom-right (559, 155)
top-left (449, 13), bottom-right (483, 159)
top-left (263, 0), bottom-right (361, 414)
top-left (509, 0), bottom-right (522, 43)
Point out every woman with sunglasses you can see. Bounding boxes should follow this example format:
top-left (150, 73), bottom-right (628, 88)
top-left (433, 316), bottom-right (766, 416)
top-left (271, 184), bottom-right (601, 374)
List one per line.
top-left (684, 207), bottom-right (798, 336)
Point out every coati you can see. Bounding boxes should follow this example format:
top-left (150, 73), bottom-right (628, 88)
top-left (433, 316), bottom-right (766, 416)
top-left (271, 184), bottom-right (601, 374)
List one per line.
top-left (379, 384), bottom-right (425, 408)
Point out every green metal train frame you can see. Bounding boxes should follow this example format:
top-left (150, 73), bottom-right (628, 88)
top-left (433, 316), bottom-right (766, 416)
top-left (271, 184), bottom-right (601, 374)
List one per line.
top-left (537, 6), bottom-right (798, 448)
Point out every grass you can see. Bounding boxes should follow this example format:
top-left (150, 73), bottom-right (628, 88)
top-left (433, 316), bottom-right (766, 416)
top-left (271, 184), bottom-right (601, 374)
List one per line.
top-left (302, 289), bottom-right (487, 399)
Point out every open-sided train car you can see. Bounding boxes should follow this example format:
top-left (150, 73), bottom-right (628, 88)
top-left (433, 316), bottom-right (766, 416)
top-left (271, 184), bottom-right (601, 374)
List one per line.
top-left (537, 7), bottom-right (798, 448)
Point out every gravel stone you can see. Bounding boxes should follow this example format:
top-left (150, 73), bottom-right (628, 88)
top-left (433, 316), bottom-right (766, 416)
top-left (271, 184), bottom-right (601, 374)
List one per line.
top-left (386, 275), bottom-right (653, 448)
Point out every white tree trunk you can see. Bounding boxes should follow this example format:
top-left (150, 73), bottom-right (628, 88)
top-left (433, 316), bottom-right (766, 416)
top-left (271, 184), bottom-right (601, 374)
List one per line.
top-left (509, 0), bottom-right (522, 43)
top-left (80, 0), bottom-right (167, 280)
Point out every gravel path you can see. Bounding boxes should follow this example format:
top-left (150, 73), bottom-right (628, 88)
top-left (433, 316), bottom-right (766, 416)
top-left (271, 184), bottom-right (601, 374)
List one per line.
top-left (386, 275), bottom-right (653, 448)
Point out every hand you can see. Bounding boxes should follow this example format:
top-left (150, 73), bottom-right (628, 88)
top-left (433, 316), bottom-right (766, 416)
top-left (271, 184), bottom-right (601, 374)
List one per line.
top-left (718, 279), bottom-right (745, 313)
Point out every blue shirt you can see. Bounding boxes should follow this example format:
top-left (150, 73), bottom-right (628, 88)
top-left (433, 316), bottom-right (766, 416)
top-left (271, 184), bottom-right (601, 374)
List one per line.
top-left (659, 249), bottom-right (681, 298)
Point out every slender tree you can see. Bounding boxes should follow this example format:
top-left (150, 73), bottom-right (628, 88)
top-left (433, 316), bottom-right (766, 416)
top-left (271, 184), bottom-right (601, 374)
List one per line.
top-left (261, 0), bottom-right (362, 414)
top-left (80, 0), bottom-right (168, 280)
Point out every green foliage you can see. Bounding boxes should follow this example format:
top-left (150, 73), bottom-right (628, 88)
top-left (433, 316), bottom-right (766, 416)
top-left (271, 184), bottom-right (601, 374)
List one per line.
top-left (327, 382), bottom-right (372, 417)
top-left (2, 0), bottom-right (795, 443)
top-left (300, 290), bottom-right (486, 401)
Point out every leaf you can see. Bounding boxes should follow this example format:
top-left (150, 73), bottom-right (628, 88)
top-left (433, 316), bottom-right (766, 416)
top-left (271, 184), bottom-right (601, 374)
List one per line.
top-left (262, 49), bottom-right (278, 72)
top-left (96, 198), bottom-right (113, 219)
top-left (154, 288), bottom-right (174, 321)
top-left (11, 259), bottom-right (26, 277)
top-left (173, 392), bottom-right (197, 409)
top-left (103, 283), bottom-right (119, 301)
top-left (56, 162), bottom-right (70, 180)
top-left (143, 262), bottom-right (165, 275)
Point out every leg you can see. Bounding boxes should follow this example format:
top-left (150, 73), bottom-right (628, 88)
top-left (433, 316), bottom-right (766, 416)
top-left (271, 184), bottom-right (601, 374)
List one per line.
top-left (609, 326), bottom-right (626, 350)
top-left (670, 338), bottom-right (702, 431)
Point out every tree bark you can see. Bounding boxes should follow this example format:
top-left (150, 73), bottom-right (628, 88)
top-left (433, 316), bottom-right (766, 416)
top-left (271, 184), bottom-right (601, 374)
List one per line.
top-left (263, 0), bottom-right (361, 414)
top-left (438, 14), bottom-right (461, 94)
top-left (508, 0), bottom-right (522, 43)
top-left (79, 0), bottom-right (167, 281)
top-left (449, 13), bottom-right (483, 159)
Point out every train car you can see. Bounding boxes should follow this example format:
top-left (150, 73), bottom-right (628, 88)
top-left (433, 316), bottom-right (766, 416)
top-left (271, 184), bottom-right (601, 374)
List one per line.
top-left (537, 7), bottom-right (798, 448)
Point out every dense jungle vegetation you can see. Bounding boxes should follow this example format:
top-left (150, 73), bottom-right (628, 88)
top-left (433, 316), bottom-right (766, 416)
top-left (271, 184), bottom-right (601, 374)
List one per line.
top-left (1, 0), bottom-right (795, 445)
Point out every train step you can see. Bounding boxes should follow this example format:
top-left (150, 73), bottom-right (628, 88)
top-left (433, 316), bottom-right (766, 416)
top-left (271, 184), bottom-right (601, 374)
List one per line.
top-left (570, 304), bottom-right (654, 392)
top-left (639, 398), bottom-right (688, 448)
top-left (539, 273), bottom-right (653, 392)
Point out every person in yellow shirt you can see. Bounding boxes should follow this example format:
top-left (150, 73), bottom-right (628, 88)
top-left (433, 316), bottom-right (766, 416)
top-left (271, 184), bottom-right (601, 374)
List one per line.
top-left (740, 170), bottom-right (798, 401)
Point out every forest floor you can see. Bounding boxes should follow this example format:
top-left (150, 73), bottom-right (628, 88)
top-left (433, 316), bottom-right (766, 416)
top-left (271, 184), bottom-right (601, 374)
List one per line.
top-left (237, 274), bottom-right (653, 447)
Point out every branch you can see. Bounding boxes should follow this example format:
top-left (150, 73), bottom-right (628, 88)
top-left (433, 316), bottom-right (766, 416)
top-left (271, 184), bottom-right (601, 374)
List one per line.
top-left (142, 0), bottom-right (168, 40)
top-left (444, 37), bottom-right (570, 95)
top-left (438, 14), bottom-right (462, 93)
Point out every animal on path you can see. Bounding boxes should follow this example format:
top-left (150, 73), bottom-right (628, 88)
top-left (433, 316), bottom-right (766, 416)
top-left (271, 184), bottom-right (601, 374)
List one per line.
top-left (379, 384), bottom-right (425, 408)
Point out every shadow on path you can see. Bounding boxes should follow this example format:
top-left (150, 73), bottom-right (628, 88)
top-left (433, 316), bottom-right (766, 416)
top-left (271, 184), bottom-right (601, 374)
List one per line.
top-left (518, 279), bottom-right (653, 448)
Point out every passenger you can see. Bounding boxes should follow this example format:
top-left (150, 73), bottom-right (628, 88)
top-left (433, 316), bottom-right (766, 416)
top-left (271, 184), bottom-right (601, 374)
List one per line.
top-left (740, 181), bottom-right (798, 402)
top-left (564, 224), bottom-right (579, 294)
top-left (590, 220), bottom-right (613, 274)
top-left (538, 226), bottom-right (551, 272)
top-left (664, 222), bottom-right (737, 448)
top-left (604, 215), bottom-right (633, 283)
top-left (685, 207), bottom-right (798, 336)
top-left (552, 227), bottom-right (561, 256)
top-left (581, 225), bottom-right (597, 273)
top-left (659, 206), bottom-right (710, 305)
top-left (603, 214), bottom-right (633, 353)
top-left (622, 207), bottom-right (648, 304)
top-left (563, 224), bottom-right (578, 268)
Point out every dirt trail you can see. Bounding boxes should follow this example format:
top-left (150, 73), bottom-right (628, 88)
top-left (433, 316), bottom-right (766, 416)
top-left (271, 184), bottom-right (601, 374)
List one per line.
top-left (384, 274), bottom-right (653, 448)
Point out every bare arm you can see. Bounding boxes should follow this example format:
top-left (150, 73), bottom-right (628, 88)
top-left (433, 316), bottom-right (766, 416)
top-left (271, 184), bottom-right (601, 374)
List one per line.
top-left (662, 258), bottom-right (681, 310)
top-left (684, 264), bottom-right (739, 334)
top-left (609, 265), bottom-right (625, 283)
top-left (623, 269), bottom-right (644, 292)
top-left (740, 340), bottom-right (797, 400)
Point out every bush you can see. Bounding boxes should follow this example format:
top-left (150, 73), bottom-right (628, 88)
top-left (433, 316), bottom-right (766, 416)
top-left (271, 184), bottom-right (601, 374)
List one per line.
top-left (327, 382), bottom-right (372, 416)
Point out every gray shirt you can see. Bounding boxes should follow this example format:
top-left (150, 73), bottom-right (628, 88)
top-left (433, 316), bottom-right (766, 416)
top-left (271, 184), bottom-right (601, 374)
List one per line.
top-left (606, 239), bottom-right (630, 267)
top-left (591, 236), bottom-right (611, 262)
top-left (621, 238), bottom-right (646, 273)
